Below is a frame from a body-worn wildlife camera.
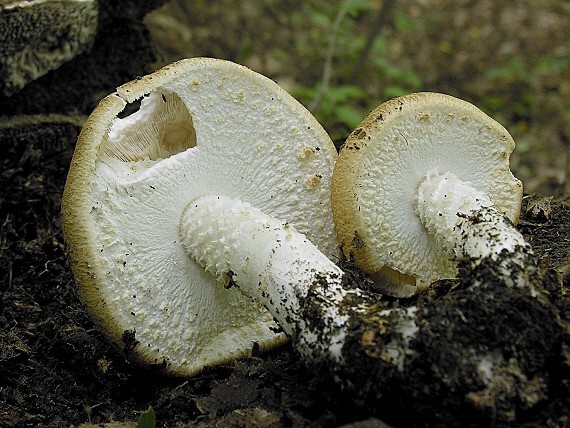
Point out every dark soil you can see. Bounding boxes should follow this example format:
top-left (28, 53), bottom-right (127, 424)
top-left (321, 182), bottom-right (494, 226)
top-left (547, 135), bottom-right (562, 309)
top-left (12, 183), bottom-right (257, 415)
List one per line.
top-left (0, 112), bottom-right (569, 427)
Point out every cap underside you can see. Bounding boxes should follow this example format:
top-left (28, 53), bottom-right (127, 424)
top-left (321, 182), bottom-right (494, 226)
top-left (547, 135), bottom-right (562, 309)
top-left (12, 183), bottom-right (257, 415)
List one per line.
top-left (62, 58), bottom-right (338, 375)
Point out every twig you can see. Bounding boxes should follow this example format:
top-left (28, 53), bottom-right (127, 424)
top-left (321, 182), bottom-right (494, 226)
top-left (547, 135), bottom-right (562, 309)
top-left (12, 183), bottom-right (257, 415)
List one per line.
top-left (349, 0), bottom-right (397, 82)
top-left (309, 0), bottom-right (354, 112)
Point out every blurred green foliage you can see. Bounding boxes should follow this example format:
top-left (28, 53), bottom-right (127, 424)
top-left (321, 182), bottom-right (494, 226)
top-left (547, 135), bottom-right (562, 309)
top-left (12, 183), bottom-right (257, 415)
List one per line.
top-left (285, 0), bottom-right (425, 142)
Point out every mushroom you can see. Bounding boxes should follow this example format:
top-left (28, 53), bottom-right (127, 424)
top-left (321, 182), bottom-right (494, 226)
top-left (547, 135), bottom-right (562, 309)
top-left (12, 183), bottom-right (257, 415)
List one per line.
top-left (332, 92), bottom-right (534, 297)
top-left (62, 58), bottom-right (342, 375)
top-left (0, 0), bottom-right (98, 96)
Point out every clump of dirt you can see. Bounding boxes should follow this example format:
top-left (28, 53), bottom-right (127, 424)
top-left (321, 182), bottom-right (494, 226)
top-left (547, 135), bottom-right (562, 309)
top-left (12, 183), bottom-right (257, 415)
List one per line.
top-left (398, 270), bottom-right (567, 426)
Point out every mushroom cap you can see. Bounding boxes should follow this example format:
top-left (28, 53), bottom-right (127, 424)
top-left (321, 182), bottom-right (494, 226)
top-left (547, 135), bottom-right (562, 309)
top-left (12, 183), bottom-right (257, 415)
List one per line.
top-left (62, 58), bottom-right (339, 375)
top-left (332, 92), bottom-right (523, 294)
top-left (0, 0), bottom-right (98, 96)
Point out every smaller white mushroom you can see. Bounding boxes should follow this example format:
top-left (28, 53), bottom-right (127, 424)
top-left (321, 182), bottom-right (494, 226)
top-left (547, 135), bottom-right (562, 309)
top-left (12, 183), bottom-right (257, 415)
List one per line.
top-left (0, 0), bottom-right (98, 96)
top-left (332, 92), bottom-right (531, 296)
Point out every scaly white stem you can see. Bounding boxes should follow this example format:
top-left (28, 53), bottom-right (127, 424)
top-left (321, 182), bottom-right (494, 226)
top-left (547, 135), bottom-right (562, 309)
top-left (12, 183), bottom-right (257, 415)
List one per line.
top-left (180, 195), bottom-right (423, 374)
top-left (179, 195), bottom-right (352, 364)
top-left (416, 171), bottom-right (536, 289)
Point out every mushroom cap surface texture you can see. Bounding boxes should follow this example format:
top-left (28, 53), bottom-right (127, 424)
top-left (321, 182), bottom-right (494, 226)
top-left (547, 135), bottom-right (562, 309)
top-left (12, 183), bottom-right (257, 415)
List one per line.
top-left (62, 58), bottom-right (339, 376)
top-left (0, 0), bottom-right (98, 96)
top-left (332, 92), bottom-right (523, 292)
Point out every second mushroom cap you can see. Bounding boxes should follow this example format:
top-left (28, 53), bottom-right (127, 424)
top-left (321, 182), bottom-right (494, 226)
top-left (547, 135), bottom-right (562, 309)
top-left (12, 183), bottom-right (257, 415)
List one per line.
top-left (332, 92), bottom-right (523, 296)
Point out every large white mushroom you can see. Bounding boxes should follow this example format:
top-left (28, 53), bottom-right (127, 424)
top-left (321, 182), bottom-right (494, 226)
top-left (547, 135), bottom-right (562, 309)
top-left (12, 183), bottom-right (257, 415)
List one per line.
top-left (332, 92), bottom-right (535, 297)
top-left (62, 58), bottom-right (345, 375)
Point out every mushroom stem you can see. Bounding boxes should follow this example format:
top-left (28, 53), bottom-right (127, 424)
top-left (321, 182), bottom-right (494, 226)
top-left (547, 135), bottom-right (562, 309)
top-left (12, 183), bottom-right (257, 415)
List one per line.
top-left (180, 195), bottom-right (425, 372)
top-left (416, 171), bottom-right (538, 289)
top-left (179, 194), bottom-right (354, 364)
top-left (179, 195), bottom-right (427, 383)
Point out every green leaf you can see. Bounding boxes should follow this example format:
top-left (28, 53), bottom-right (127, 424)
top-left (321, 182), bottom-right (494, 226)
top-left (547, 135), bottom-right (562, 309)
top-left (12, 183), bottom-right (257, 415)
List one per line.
top-left (335, 105), bottom-right (365, 129)
top-left (137, 406), bottom-right (156, 428)
top-left (325, 85), bottom-right (367, 104)
top-left (394, 9), bottom-right (414, 33)
top-left (383, 85), bottom-right (409, 99)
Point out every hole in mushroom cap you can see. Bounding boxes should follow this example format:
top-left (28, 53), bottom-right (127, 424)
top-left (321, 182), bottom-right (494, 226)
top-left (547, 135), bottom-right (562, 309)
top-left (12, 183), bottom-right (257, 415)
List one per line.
top-left (117, 98), bottom-right (143, 119)
top-left (102, 91), bottom-right (197, 162)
